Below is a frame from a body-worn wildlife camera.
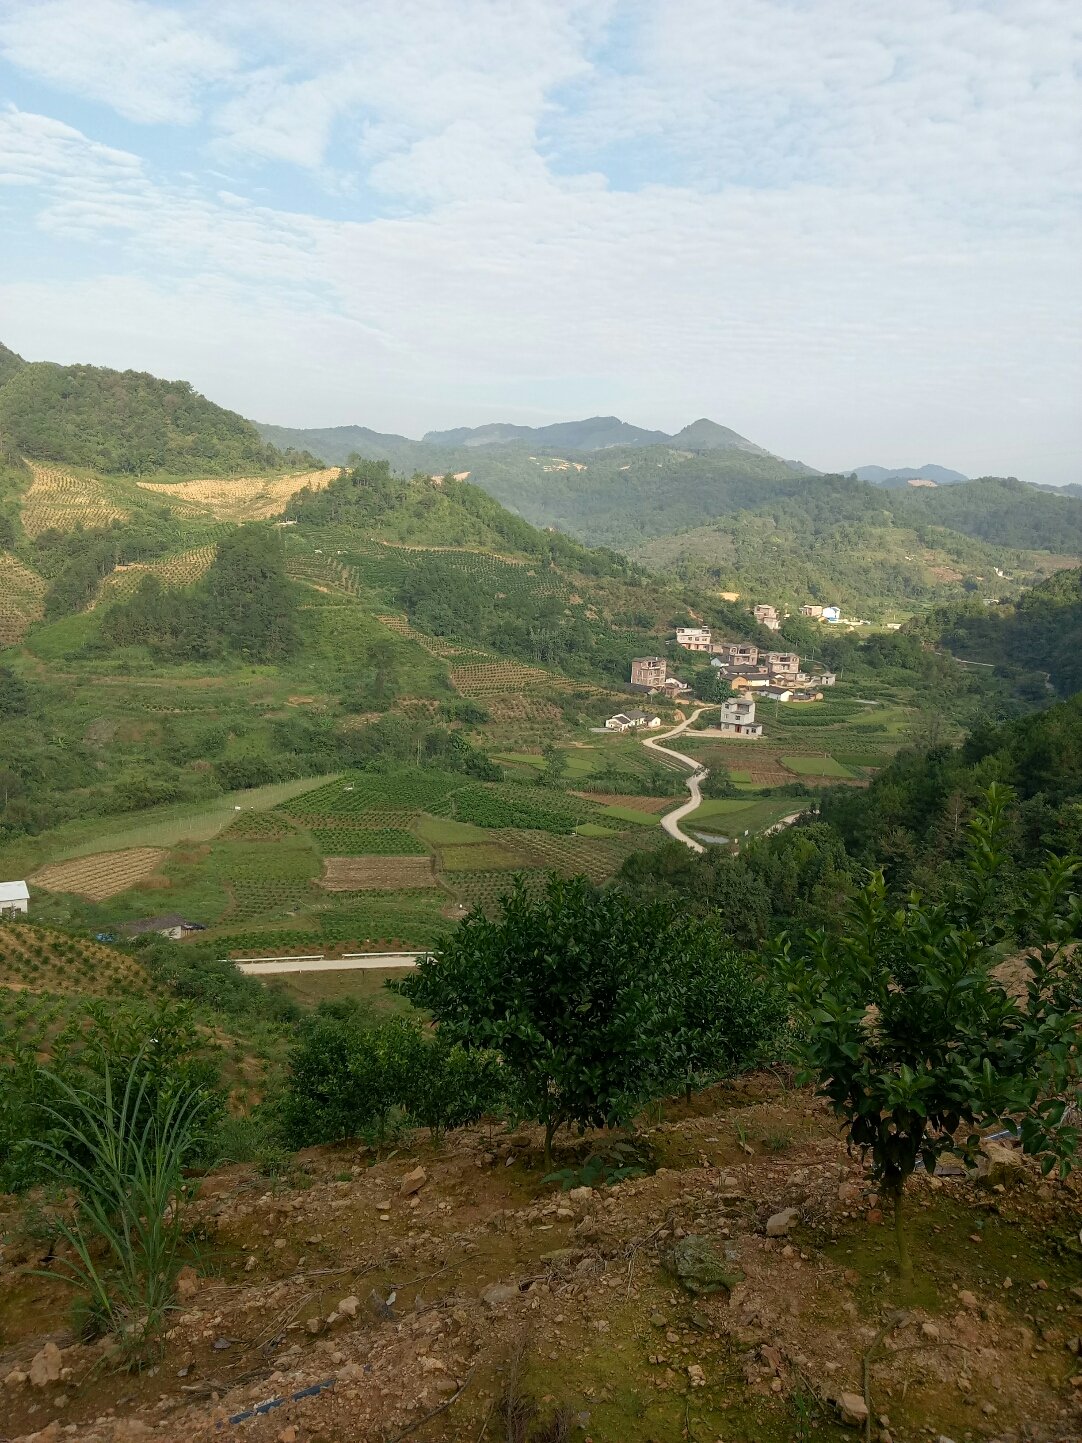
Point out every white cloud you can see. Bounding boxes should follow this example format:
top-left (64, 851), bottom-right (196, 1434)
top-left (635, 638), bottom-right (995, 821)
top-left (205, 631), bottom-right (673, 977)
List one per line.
top-left (0, 0), bottom-right (235, 124)
top-left (0, 1), bottom-right (1078, 481)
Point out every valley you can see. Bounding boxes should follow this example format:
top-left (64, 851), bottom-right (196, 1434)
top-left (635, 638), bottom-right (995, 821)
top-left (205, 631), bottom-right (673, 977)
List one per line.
top-left (1, 349), bottom-right (1080, 1443)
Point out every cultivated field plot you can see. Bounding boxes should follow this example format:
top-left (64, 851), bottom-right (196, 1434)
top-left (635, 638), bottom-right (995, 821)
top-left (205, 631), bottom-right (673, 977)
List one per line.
top-left (286, 551), bottom-right (361, 596)
top-left (222, 810), bottom-right (300, 840)
top-left (320, 856), bottom-right (437, 891)
top-left (445, 867), bottom-right (550, 916)
top-left (93, 545), bottom-right (217, 607)
top-left (485, 694), bottom-right (565, 724)
top-left (21, 465), bottom-right (128, 537)
top-left (137, 468), bottom-right (341, 522)
top-left (376, 614), bottom-right (464, 658)
top-left (309, 826), bottom-right (427, 856)
top-left (30, 847), bottom-right (167, 901)
top-left (436, 842), bottom-right (529, 871)
top-left (0, 550), bottom-right (46, 644)
top-left (781, 754), bottom-right (858, 778)
top-left (430, 782), bottom-right (596, 833)
top-left (278, 769), bottom-right (466, 819)
top-left (0, 924), bottom-right (153, 997)
top-left (224, 880), bottom-right (316, 922)
top-left (573, 791), bottom-right (673, 812)
top-left (449, 659), bottom-right (573, 696)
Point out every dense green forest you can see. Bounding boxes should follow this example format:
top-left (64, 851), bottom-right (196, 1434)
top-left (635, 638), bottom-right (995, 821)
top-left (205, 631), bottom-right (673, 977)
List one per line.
top-left (906, 567), bottom-right (1082, 697)
top-left (0, 360), bottom-right (312, 476)
top-left (101, 526), bottom-right (300, 662)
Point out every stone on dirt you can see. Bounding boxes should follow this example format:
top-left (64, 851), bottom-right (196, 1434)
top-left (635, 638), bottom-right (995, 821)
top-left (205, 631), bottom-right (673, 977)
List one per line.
top-left (481, 1282), bottom-right (519, 1306)
top-left (663, 1235), bottom-right (743, 1295)
top-left (837, 1390), bottom-right (869, 1426)
top-left (766, 1207), bottom-right (799, 1237)
top-left (28, 1342), bottom-right (62, 1387)
top-left (400, 1165), bottom-right (427, 1196)
top-left (338, 1295), bottom-right (360, 1318)
top-left (978, 1141), bottom-right (1022, 1188)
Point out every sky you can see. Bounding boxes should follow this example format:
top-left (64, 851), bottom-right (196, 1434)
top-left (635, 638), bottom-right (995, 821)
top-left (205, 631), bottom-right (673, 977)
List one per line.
top-left (0, 1), bottom-right (1079, 483)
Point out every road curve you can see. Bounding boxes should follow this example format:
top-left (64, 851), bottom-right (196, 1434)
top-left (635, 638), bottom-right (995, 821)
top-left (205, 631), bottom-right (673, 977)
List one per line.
top-left (641, 706), bottom-right (712, 854)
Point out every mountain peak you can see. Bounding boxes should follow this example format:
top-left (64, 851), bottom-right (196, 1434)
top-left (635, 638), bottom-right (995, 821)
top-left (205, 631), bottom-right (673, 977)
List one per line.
top-left (669, 418), bottom-right (774, 457)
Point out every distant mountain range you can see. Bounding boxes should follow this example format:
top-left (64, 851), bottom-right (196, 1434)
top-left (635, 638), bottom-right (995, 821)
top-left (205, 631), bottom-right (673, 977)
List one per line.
top-left (255, 413), bottom-right (810, 468)
top-left (852, 463), bottom-right (969, 486)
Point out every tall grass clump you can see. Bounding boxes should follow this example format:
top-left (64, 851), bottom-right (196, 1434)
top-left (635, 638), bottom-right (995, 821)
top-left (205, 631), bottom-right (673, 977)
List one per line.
top-left (32, 1052), bottom-right (209, 1357)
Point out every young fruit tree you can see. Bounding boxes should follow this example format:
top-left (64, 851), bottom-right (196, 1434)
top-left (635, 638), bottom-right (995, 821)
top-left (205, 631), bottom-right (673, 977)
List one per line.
top-left (399, 875), bottom-right (778, 1167)
top-left (779, 785), bottom-right (1081, 1282)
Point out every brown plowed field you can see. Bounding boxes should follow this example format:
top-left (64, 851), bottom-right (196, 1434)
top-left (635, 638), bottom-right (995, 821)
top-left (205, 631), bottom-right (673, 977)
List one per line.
top-left (30, 847), bottom-right (168, 901)
top-left (572, 792), bottom-right (674, 812)
top-left (320, 856), bottom-right (437, 891)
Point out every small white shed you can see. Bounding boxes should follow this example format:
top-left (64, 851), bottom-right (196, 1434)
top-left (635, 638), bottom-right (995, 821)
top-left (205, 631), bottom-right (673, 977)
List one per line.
top-left (0, 880), bottom-right (30, 916)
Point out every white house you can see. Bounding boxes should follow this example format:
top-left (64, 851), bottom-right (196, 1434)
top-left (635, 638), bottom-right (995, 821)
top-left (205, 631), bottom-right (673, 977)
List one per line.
top-left (821, 606), bottom-right (842, 623)
top-left (675, 626), bottom-right (712, 651)
top-left (0, 881), bottom-right (30, 916)
top-left (762, 687), bottom-right (793, 702)
top-left (717, 697), bottom-right (764, 738)
top-left (605, 710), bottom-right (662, 732)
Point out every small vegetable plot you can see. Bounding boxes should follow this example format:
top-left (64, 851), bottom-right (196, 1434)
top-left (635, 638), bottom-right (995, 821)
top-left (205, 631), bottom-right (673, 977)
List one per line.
top-left (222, 810), bottom-right (300, 840)
top-left (432, 782), bottom-right (597, 833)
top-left (321, 856), bottom-right (437, 891)
top-left (436, 842), bottom-right (528, 872)
top-left (446, 868), bottom-right (550, 917)
top-left (30, 848), bottom-right (168, 901)
top-left (781, 755), bottom-right (858, 778)
top-left (278, 768), bottom-right (465, 819)
top-left (310, 826), bottom-right (427, 856)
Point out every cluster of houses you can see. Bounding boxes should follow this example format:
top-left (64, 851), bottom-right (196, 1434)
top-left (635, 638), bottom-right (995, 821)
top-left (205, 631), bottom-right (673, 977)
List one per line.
top-left (672, 629), bottom-right (835, 701)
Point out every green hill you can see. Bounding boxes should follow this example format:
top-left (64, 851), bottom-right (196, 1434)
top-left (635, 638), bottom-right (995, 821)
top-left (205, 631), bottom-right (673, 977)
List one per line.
top-left (0, 341), bottom-right (25, 389)
top-left (0, 357), bottom-right (313, 477)
top-left (907, 566), bottom-right (1082, 697)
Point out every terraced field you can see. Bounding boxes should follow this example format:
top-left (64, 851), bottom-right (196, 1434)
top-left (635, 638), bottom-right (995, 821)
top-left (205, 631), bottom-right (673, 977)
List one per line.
top-left (21, 464), bottom-right (127, 537)
top-left (137, 468), bottom-right (341, 522)
top-left (0, 550), bottom-right (46, 644)
top-left (0, 923), bottom-right (153, 997)
top-left (93, 545), bottom-right (217, 607)
top-left (449, 659), bottom-right (573, 696)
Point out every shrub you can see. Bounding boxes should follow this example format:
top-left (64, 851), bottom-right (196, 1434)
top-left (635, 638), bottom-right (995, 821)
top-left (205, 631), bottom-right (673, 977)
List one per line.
top-left (31, 1051), bottom-right (209, 1356)
top-left (780, 785), bottom-right (1081, 1282)
top-left (280, 1014), bottom-right (504, 1148)
top-left (401, 876), bottom-right (776, 1165)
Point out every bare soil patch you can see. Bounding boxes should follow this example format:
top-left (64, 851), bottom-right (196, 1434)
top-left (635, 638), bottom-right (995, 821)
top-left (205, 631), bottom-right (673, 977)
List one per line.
top-left (320, 856), bottom-right (437, 891)
top-left (30, 847), bottom-right (168, 901)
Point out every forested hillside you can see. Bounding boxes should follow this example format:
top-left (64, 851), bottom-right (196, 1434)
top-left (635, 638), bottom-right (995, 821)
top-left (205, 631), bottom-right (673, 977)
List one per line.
top-left (0, 357), bottom-right (312, 476)
top-left (907, 566), bottom-right (1082, 697)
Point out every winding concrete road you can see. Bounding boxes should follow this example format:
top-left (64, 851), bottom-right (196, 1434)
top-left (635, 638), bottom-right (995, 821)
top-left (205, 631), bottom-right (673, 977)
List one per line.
top-left (641, 706), bottom-right (712, 853)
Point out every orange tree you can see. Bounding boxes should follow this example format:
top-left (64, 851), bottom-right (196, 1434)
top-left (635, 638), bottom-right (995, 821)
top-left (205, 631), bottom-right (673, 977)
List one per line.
top-left (400, 875), bottom-right (779, 1167)
top-left (779, 785), bottom-right (1081, 1282)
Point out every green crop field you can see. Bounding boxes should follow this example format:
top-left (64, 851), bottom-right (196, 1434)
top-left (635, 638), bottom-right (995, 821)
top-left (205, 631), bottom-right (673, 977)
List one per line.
top-left (413, 814), bottom-right (490, 844)
top-left (781, 755), bottom-right (858, 778)
top-left (437, 841), bottom-right (527, 871)
top-left (599, 804), bottom-right (662, 827)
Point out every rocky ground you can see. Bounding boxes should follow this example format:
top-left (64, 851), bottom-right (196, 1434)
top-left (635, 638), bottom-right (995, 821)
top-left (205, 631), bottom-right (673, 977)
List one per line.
top-left (2, 1075), bottom-right (1080, 1443)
